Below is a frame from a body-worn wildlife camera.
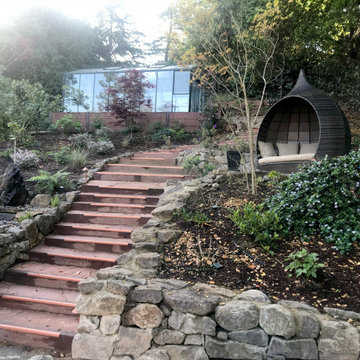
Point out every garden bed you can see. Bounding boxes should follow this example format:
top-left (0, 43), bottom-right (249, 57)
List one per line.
top-left (158, 176), bottom-right (360, 313)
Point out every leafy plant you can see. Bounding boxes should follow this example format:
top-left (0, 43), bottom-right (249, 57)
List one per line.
top-left (55, 115), bottom-right (82, 134)
top-left (120, 124), bottom-right (140, 136)
top-left (10, 149), bottom-right (39, 169)
top-left (91, 118), bottom-right (104, 130)
top-left (0, 149), bottom-right (12, 158)
top-left (69, 133), bottom-right (93, 149)
top-left (53, 147), bottom-right (72, 165)
top-left (179, 208), bottom-right (209, 225)
top-left (95, 126), bottom-right (113, 140)
top-left (50, 195), bottom-right (60, 207)
top-left (88, 140), bottom-right (115, 155)
top-left (285, 249), bottom-right (325, 279)
top-left (28, 169), bottom-right (74, 194)
top-left (230, 202), bottom-right (282, 247)
top-left (183, 156), bottom-right (215, 177)
top-left (149, 122), bottom-right (189, 144)
top-left (69, 149), bottom-right (88, 171)
top-left (265, 151), bottom-right (360, 253)
top-left (267, 170), bottom-right (287, 185)
top-left (18, 212), bottom-right (33, 222)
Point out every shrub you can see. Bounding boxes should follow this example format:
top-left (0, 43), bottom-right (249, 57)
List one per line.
top-left (120, 124), bottom-right (140, 136)
top-left (50, 195), bottom-right (60, 207)
top-left (179, 208), bottom-right (209, 225)
top-left (91, 118), bottom-right (104, 130)
top-left (95, 126), bottom-right (114, 140)
top-left (285, 249), bottom-right (325, 279)
top-left (230, 202), bottom-right (282, 247)
top-left (69, 133), bottom-right (93, 149)
top-left (10, 149), bottom-right (39, 169)
top-left (149, 122), bottom-right (189, 144)
top-left (54, 147), bottom-right (72, 165)
top-left (69, 149), bottom-right (88, 171)
top-left (183, 156), bottom-right (215, 177)
top-left (265, 151), bottom-right (360, 253)
top-left (55, 115), bottom-right (82, 134)
top-left (88, 140), bottom-right (115, 155)
top-left (28, 169), bottom-right (74, 194)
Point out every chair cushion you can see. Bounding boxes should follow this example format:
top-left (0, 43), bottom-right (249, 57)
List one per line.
top-left (300, 143), bottom-right (318, 154)
top-left (276, 142), bottom-right (299, 156)
top-left (258, 153), bottom-right (315, 164)
top-left (258, 141), bottom-right (276, 158)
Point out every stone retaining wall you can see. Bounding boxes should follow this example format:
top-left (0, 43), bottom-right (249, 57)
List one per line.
top-left (72, 275), bottom-right (360, 360)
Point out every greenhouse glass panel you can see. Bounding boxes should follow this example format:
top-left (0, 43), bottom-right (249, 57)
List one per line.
top-left (156, 71), bottom-right (173, 112)
top-left (173, 94), bottom-right (190, 112)
top-left (94, 73), bottom-right (109, 111)
top-left (143, 71), bottom-right (156, 112)
top-left (64, 74), bottom-right (80, 112)
top-left (79, 73), bottom-right (95, 111)
top-left (174, 71), bottom-right (190, 94)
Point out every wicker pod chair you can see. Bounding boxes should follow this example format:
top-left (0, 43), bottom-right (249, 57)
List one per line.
top-left (256, 70), bottom-right (351, 173)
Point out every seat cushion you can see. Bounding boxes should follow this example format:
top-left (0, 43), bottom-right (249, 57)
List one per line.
top-left (258, 141), bottom-right (276, 158)
top-left (300, 142), bottom-right (318, 154)
top-left (258, 153), bottom-right (315, 164)
top-left (276, 142), bottom-right (299, 156)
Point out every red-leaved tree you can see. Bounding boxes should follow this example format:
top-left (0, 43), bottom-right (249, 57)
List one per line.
top-left (106, 69), bottom-right (154, 136)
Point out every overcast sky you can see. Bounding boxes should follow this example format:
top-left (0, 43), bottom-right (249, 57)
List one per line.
top-left (0, 0), bottom-right (172, 44)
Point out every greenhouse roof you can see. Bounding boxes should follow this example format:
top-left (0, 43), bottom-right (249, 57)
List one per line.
top-left (66, 65), bottom-right (192, 74)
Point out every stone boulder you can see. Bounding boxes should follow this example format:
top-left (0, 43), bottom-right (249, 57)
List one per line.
top-left (0, 164), bottom-right (28, 206)
top-left (113, 327), bottom-right (152, 357)
top-left (122, 303), bottom-right (164, 329)
top-left (136, 349), bottom-right (169, 360)
top-left (164, 345), bottom-right (208, 360)
top-left (268, 337), bottom-right (318, 360)
top-left (30, 194), bottom-right (51, 207)
top-left (154, 329), bottom-right (186, 346)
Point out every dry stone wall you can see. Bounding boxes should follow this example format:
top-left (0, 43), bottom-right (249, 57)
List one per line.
top-left (73, 275), bottom-right (360, 360)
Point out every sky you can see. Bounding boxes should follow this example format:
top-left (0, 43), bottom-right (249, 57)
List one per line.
top-left (0, 0), bottom-right (172, 44)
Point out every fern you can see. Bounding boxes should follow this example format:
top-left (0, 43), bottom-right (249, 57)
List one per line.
top-left (28, 169), bottom-right (74, 194)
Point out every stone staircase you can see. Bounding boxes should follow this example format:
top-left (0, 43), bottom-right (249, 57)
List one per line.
top-left (0, 147), bottom-right (191, 353)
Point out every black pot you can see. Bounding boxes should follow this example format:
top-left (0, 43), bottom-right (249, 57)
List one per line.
top-left (227, 151), bottom-right (241, 171)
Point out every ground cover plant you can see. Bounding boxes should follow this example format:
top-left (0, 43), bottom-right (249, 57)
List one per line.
top-left (159, 152), bottom-right (360, 312)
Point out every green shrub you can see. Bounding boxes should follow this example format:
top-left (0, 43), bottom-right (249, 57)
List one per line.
top-left (50, 195), bottom-right (60, 207)
top-left (95, 126), bottom-right (113, 140)
top-left (179, 208), bottom-right (209, 225)
top-left (91, 118), bottom-right (104, 130)
top-left (265, 151), bottom-right (360, 253)
top-left (120, 124), bottom-right (140, 136)
top-left (55, 115), bottom-right (82, 134)
top-left (230, 202), bottom-right (282, 247)
top-left (54, 147), bottom-right (72, 165)
top-left (0, 149), bottom-right (12, 158)
top-left (18, 212), bottom-right (33, 222)
top-left (28, 169), bottom-right (74, 194)
top-left (148, 122), bottom-right (189, 144)
top-left (69, 149), bottom-right (88, 171)
top-left (285, 249), bottom-right (325, 279)
top-left (88, 140), bottom-right (115, 155)
top-left (69, 133), bottom-right (93, 149)
top-left (183, 156), bottom-right (215, 177)
top-left (10, 149), bottom-right (39, 169)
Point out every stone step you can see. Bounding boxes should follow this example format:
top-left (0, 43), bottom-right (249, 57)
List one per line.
top-left (77, 192), bottom-right (159, 205)
top-left (119, 156), bottom-right (177, 166)
top-left (0, 308), bottom-right (76, 352)
top-left (0, 282), bottom-right (77, 315)
top-left (81, 180), bottom-right (164, 196)
top-left (104, 163), bottom-right (185, 175)
top-left (28, 245), bottom-right (118, 269)
top-left (4, 262), bottom-right (96, 291)
top-left (94, 171), bottom-right (188, 182)
top-left (54, 222), bottom-right (134, 238)
top-left (72, 201), bottom-right (156, 214)
top-left (45, 234), bottom-right (133, 254)
top-left (64, 210), bottom-right (152, 226)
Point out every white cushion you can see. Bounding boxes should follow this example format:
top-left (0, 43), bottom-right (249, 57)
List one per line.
top-left (258, 153), bottom-right (315, 164)
top-left (258, 141), bottom-right (276, 158)
top-left (276, 142), bottom-right (299, 156)
top-left (300, 143), bottom-right (318, 154)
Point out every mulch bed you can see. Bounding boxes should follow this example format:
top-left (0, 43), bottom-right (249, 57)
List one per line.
top-left (158, 175), bottom-right (360, 313)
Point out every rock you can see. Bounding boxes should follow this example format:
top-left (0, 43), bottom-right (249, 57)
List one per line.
top-left (76, 291), bottom-right (126, 315)
top-left (151, 202), bottom-right (183, 222)
top-left (20, 219), bottom-right (38, 244)
top-left (129, 285), bottom-right (163, 303)
top-left (168, 310), bottom-right (216, 336)
top-left (164, 345), bottom-right (208, 360)
top-left (205, 337), bottom-right (266, 360)
top-left (164, 288), bottom-right (219, 316)
top-left (113, 327), bottom-right (152, 357)
top-left (116, 250), bottom-right (135, 265)
top-left (193, 283), bottom-right (236, 299)
top-left (78, 277), bottom-right (104, 294)
top-left (229, 328), bottom-right (269, 347)
top-left (96, 266), bottom-right (134, 280)
top-left (111, 357), bottom-right (132, 360)
top-left (185, 334), bottom-right (203, 346)
top-left (278, 300), bottom-right (319, 314)
top-left (154, 329), bottom-right (186, 345)
top-left (148, 278), bottom-right (188, 290)
top-left (7, 225), bottom-right (25, 240)
top-left (131, 228), bottom-right (157, 243)
top-left (259, 304), bottom-right (296, 339)
top-left (318, 320), bottom-right (360, 360)
top-left (237, 289), bottom-right (271, 303)
top-left (30, 194), bottom-right (51, 207)
top-left (72, 333), bottom-right (117, 360)
top-left (65, 191), bottom-right (79, 203)
top-left (100, 314), bottom-right (121, 335)
top-left (122, 304), bottom-right (164, 329)
top-left (215, 301), bottom-right (259, 331)
top-left (217, 331), bottom-right (228, 340)
top-left (268, 337), bottom-right (318, 360)
top-left (78, 315), bottom-right (100, 333)
top-left (35, 213), bottom-right (56, 236)
top-left (294, 310), bottom-right (320, 338)
top-left (0, 233), bottom-right (16, 246)
top-left (135, 253), bottom-right (161, 269)
top-left (324, 307), bottom-right (360, 321)
top-left (28, 356), bottom-right (53, 360)
top-left (157, 229), bottom-right (182, 243)
top-left (135, 349), bottom-right (169, 360)
top-left (134, 242), bottom-right (158, 251)
top-left (0, 164), bottom-right (28, 206)
top-left (106, 279), bottom-right (135, 296)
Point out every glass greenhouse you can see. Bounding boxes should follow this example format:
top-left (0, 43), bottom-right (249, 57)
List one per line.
top-left (63, 65), bottom-right (202, 113)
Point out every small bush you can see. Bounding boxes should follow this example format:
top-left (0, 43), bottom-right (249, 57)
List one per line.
top-left (69, 149), bottom-right (88, 171)
top-left (120, 124), bottom-right (140, 136)
top-left (55, 115), bottom-right (82, 134)
top-left (88, 140), bottom-right (115, 155)
top-left (69, 133), bottom-right (93, 149)
top-left (179, 208), bottom-right (209, 225)
top-left (91, 118), bottom-right (104, 130)
top-left (54, 147), bottom-right (72, 165)
top-left (285, 249), bottom-right (325, 279)
top-left (230, 202), bottom-right (282, 247)
top-left (95, 126), bottom-right (113, 140)
top-left (18, 212), bottom-right (33, 222)
top-left (28, 169), bottom-right (74, 194)
top-left (11, 149), bottom-right (39, 169)
top-left (183, 156), bottom-right (215, 177)
top-left (50, 195), bottom-right (60, 207)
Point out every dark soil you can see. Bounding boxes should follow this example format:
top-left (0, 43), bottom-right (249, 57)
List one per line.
top-left (158, 175), bottom-right (360, 313)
